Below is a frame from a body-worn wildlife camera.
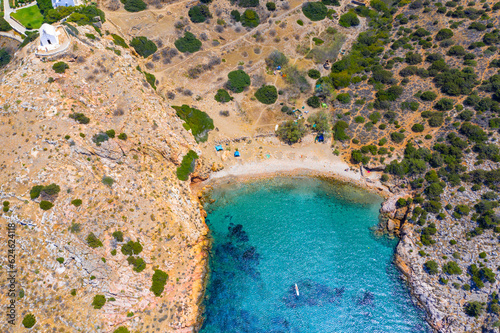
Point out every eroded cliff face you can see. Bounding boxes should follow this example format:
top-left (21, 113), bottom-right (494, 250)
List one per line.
top-left (0, 27), bottom-right (208, 333)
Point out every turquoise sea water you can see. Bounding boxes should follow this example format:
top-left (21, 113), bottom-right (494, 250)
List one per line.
top-left (201, 177), bottom-right (429, 333)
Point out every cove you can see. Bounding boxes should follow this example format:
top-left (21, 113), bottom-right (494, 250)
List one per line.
top-left (201, 177), bottom-right (429, 332)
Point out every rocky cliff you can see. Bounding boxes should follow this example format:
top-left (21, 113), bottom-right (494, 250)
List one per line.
top-left (0, 25), bottom-right (208, 333)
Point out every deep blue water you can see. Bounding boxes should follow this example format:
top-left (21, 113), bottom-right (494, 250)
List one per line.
top-left (201, 177), bottom-right (429, 333)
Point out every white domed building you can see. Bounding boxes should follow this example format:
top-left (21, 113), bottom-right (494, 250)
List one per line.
top-left (39, 24), bottom-right (60, 51)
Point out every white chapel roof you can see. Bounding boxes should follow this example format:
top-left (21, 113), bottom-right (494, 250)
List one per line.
top-left (40, 24), bottom-right (57, 36)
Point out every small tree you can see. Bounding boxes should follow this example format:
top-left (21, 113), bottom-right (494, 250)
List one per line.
top-left (102, 176), bottom-right (114, 187)
top-left (424, 260), bottom-right (439, 275)
top-left (121, 240), bottom-right (143, 255)
top-left (188, 5), bottom-right (212, 23)
top-left (214, 89), bottom-right (233, 103)
top-left (465, 301), bottom-right (484, 318)
top-left (227, 70), bottom-right (251, 93)
top-left (124, 0), bottom-right (147, 12)
top-left (302, 2), bottom-right (328, 21)
top-left (276, 119), bottom-right (307, 144)
top-left (112, 231), bottom-right (124, 242)
top-left (150, 269), bottom-right (169, 296)
top-left (266, 2), bottom-right (276, 11)
top-left (52, 61), bottom-right (69, 73)
top-left (241, 9), bottom-right (260, 27)
top-left (86, 233), bottom-right (103, 248)
top-left (92, 295), bottom-right (106, 309)
top-left (39, 201), bottom-right (54, 210)
top-left (339, 12), bottom-right (359, 27)
top-left (435, 28), bottom-right (454, 41)
top-left (22, 314), bottom-right (36, 328)
top-left (307, 96), bottom-right (320, 108)
top-left (254, 85), bottom-right (278, 104)
top-left (442, 261), bottom-right (463, 275)
top-left (130, 36), bottom-right (157, 58)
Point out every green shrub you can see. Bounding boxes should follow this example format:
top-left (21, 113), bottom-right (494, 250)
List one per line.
top-left (434, 98), bottom-right (454, 111)
top-left (339, 12), bottom-right (359, 27)
top-left (238, 0), bottom-right (259, 7)
top-left (276, 119), bottom-right (307, 144)
top-left (111, 34), bottom-right (128, 48)
top-left (460, 122), bottom-right (487, 143)
top-left (424, 260), bottom-right (439, 275)
top-left (336, 93), bottom-right (351, 104)
top-left (141, 71), bottom-right (156, 90)
top-left (266, 2), bottom-right (276, 10)
top-left (0, 48), bottom-right (11, 68)
top-left (65, 6), bottom-right (105, 26)
top-left (420, 91), bottom-right (437, 101)
top-left (397, 198), bottom-right (407, 207)
top-left (150, 269), bottom-right (169, 296)
top-left (70, 199), bottom-right (82, 207)
top-left (227, 70), bottom-right (251, 93)
top-left (354, 116), bottom-right (365, 123)
top-left (92, 132), bottom-right (109, 146)
top-left (127, 256), bottom-right (146, 272)
top-left (443, 261), bottom-right (463, 275)
top-left (69, 112), bottom-right (90, 124)
top-left (465, 301), bottom-right (484, 317)
top-left (30, 185), bottom-right (44, 199)
top-left (307, 96), bottom-right (320, 108)
top-left (214, 89), bottom-right (233, 103)
top-left (302, 2), bottom-right (328, 21)
top-left (176, 150), bottom-right (199, 181)
top-left (40, 201), bottom-right (54, 210)
top-left (435, 28), bottom-right (454, 41)
top-left (411, 123), bottom-right (424, 132)
top-left (231, 10), bottom-right (241, 21)
top-left (102, 176), bottom-right (114, 187)
top-left (455, 205), bottom-right (470, 216)
top-left (390, 132), bottom-right (405, 143)
top-left (118, 133), bottom-right (127, 140)
top-left (52, 61), bottom-right (69, 73)
top-left (121, 240), bottom-right (143, 255)
top-left (173, 105), bottom-right (214, 142)
top-left (113, 327), bottom-right (130, 333)
top-left (22, 314), bottom-right (36, 328)
top-left (105, 129), bottom-right (116, 138)
top-left (56, 257), bottom-right (65, 264)
top-left (39, 184), bottom-right (60, 196)
top-left (86, 233), bottom-right (103, 248)
top-left (308, 69), bottom-right (321, 79)
top-left (255, 85), bottom-right (278, 104)
top-left (241, 9), bottom-right (260, 27)
top-left (188, 5), bottom-right (212, 23)
top-left (332, 120), bottom-right (350, 141)
top-left (112, 231), bottom-right (124, 242)
top-left (130, 36), bottom-right (157, 57)
top-left (92, 295), bottom-right (106, 309)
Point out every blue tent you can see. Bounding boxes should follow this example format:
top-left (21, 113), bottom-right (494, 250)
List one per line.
top-left (234, 151), bottom-right (240, 157)
top-left (215, 145), bottom-right (223, 151)
top-left (317, 134), bottom-right (324, 142)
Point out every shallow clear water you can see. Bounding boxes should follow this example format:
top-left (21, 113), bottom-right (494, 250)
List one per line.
top-left (201, 177), bottom-right (429, 333)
